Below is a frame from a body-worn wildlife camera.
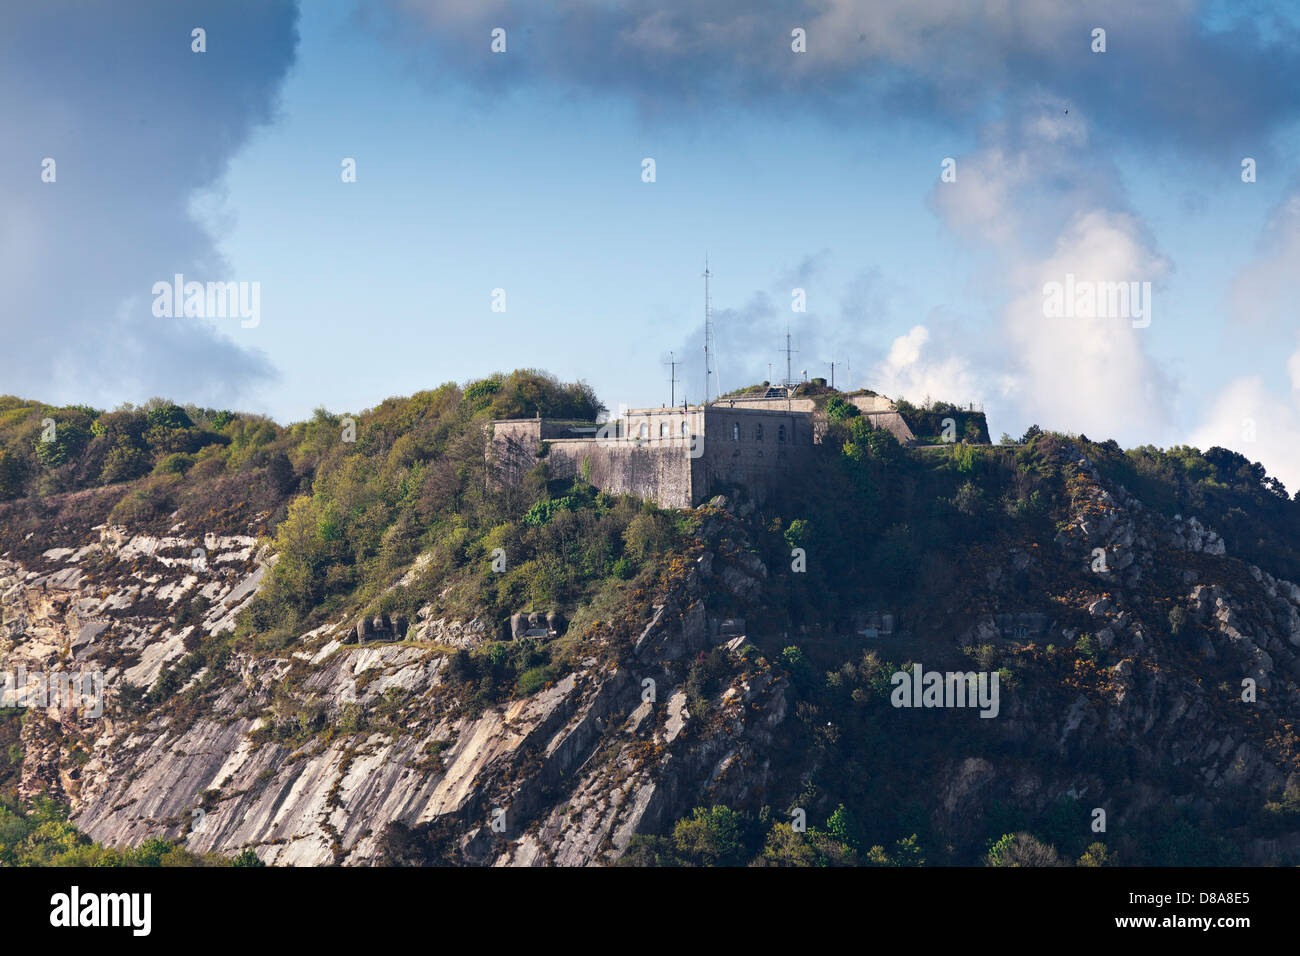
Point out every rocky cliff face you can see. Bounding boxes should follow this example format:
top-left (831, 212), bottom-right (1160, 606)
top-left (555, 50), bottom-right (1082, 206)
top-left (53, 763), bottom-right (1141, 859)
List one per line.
top-left (0, 511), bottom-right (786, 865)
top-left (2, 441), bottom-right (1299, 864)
top-left (941, 444), bottom-right (1300, 862)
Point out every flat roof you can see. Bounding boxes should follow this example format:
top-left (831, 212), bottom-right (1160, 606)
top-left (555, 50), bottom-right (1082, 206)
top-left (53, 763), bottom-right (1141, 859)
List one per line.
top-left (625, 404), bottom-right (812, 416)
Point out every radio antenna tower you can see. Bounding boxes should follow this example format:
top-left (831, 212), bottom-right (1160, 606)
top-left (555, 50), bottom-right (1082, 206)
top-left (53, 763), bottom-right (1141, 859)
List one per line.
top-left (781, 326), bottom-right (799, 389)
top-left (664, 351), bottom-right (679, 407)
top-left (703, 256), bottom-right (715, 404)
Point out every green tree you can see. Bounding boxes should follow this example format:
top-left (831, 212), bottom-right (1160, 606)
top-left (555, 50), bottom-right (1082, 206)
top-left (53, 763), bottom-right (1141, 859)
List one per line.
top-left (825, 804), bottom-right (861, 849)
top-left (825, 396), bottom-right (860, 423)
top-left (671, 806), bottom-right (747, 866)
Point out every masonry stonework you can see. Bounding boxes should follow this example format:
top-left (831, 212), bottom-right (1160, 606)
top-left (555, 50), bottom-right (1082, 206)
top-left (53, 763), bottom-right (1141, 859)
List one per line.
top-left (489, 403), bottom-right (816, 509)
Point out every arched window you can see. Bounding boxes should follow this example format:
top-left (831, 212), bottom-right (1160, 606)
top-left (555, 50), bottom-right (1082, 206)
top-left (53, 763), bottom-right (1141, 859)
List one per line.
top-left (732, 422), bottom-right (740, 441)
top-left (778, 424), bottom-right (786, 442)
top-left (755, 424), bottom-right (764, 442)
top-left (638, 423), bottom-right (649, 439)
top-left (680, 421), bottom-right (688, 436)
top-left (659, 422), bottom-right (668, 438)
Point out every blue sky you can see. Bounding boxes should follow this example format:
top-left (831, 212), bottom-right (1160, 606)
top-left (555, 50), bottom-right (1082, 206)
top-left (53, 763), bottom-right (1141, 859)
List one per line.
top-left (6, 0), bottom-right (1300, 488)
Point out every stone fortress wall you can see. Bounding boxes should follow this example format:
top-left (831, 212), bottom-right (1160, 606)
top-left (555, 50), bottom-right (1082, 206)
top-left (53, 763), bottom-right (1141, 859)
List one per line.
top-left (720, 393), bottom-right (915, 445)
top-left (490, 402), bottom-right (816, 509)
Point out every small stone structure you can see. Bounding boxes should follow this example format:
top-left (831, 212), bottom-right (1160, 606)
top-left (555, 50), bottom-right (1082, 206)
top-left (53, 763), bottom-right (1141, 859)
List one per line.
top-left (341, 612), bottom-right (410, 645)
top-left (508, 610), bottom-right (568, 640)
top-left (856, 611), bottom-right (896, 639)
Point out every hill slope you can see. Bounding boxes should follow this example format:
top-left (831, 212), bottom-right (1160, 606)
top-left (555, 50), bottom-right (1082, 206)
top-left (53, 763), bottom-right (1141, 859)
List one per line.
top-left (2, 373), bottom-right (1299, 865)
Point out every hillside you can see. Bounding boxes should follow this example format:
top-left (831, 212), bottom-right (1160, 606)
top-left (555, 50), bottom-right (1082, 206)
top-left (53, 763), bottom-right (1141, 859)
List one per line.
top-left (2, 371), bottom-right (1299, 866)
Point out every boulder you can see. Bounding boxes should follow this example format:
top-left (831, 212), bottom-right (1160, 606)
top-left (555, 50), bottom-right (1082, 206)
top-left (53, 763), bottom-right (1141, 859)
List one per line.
top-left (720, 565), bottom-right (762, 601)
top-left (696, 551), bottom-right (714, 579)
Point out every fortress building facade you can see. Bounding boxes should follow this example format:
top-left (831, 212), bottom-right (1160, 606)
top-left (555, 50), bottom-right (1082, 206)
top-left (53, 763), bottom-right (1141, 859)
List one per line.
top-left (491, 401), bottom-right (815, 508)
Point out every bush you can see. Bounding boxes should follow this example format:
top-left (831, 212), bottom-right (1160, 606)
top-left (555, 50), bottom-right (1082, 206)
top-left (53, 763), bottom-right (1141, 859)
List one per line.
top-left (100, 440), bottom-right (150, 484)
top-left (985, 832), bottom-right (1063, 867)
top-left (671, 806), bottom-right (747, 866)
top-left (34, 418), bottom-right (89, 469)
top-left (1168, 606), bottom-right (1187, 636)
top-left (522, 496), bottom-right (576, 528)
top-left (232, 848), bottom-right (265, 867)
top-left (622, 511), bottom-right (672, 561)
top-left (155, 452), bottom-right (195, 475)
top-left (145, 404), bottom-right (193, 431)
top-left (825, 396), bottom-right (859, 423)
top-left (783, 518), bottom-right (810, 550)
top-left (825, 804), bottom-right (861, 849)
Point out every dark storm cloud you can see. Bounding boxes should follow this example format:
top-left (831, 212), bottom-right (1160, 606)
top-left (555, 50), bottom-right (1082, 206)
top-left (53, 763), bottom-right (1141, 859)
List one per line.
top-left (0, 0), bottom-right (298, 407)
top-left (374, 0), bottom-right (1300, 152)
top-left (671, 265), bottom-right (893, 398)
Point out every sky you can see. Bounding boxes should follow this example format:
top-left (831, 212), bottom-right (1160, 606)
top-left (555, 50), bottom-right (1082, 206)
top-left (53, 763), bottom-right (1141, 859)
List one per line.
top-left (4, 1), bottom-right (1300, 488)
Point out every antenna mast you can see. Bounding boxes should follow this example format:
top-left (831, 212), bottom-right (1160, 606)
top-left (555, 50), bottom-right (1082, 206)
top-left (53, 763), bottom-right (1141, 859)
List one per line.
top-left (665, 351), bottom-right (679, 407)
top-left (703, 256), bottom-right (714, 404)
top-left (781, 326), bottom-right (799, 389)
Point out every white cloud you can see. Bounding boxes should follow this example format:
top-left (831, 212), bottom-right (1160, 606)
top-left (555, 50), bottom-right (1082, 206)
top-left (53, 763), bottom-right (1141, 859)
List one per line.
top-left (928, 105), bottom-right (1172, 445)
top-left (1229, 190), bottom-right (1300, 329)
top-left (886, 325), bottom-right (929, 367)
top-left (1003, 209), bottom-right (1171, 439)
top-left (871, 323), bottom-right (981, 407)
top-left (1188, 365), bottom-right (1300, 495)
top-left (1187, 184), bottom-right (1300, 494)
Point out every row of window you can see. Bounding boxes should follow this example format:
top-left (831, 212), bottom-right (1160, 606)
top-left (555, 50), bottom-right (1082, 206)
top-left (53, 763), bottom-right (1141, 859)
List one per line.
top-left (629, 420), bottom-right (790, 442)
top-left (732, 422), bottom-right (787, 442)
top-left (636, 421), bottom-right (691, 439)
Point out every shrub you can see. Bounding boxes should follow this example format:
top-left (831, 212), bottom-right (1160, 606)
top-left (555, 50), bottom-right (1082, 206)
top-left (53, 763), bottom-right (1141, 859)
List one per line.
top-left (155, 452), bottom-right (195, 475)
top-left (515, 665), bottom-right (550, 696)
top-left (825, 396), bottom-right (859, 423)
top-left (622, 511), bottom-right (672, 560)
top-left (100, 440), bottom-right (150, 484)
top-left (985, 832), bottom-right (1063, 867)
top-left (1078, 842), bottom-right (1110, 866)
top-left (522, 496), bottom-right (576, 528)
top-left (825, 804), bottom-right (860, 849)
top-left (34, 419), bottom-right (89, 469)
top-left (1168, 606), bottom-right (1187, 636)
top-left (145, 404), bottom-right (193, 431)
top-left (671, 806), bottom-right (747, 866)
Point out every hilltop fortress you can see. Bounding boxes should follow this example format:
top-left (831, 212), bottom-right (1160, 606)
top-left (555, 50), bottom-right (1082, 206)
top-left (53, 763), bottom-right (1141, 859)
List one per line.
top-left (490, 389), bottom-right (920, 509)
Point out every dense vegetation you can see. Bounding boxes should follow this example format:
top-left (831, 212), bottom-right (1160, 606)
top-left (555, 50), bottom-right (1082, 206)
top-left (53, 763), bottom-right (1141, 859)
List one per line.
top-left (6, 370), bottom-right (1300, 865)
top-left (0, 794), bottom-right (260, 867)
top-left (893, 397), bottom-right (990, 444)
